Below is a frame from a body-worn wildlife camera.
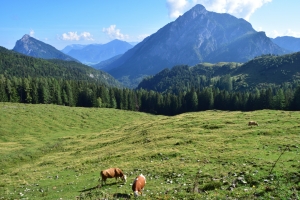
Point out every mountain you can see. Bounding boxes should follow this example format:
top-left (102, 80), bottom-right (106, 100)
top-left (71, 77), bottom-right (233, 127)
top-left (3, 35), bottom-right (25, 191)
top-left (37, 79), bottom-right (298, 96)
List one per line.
top-left (0, 46), bottom-right (123, 88)
top-left (272, 36), bottom-right (300, 52)
top-left (137, 52), bottom-right (300, 93)
top-left (65, 39), bottom-right (133, 65)
top-left (92, 54), bottom-right (123, 70)
top-left (128, 42), bottom-right (140, 46)
top-left (12, 34), bottom-right (78, 62)
top-left (104, 4), bottom-right (288, 88)
top-left (61, 44), bottom-right (86, 54)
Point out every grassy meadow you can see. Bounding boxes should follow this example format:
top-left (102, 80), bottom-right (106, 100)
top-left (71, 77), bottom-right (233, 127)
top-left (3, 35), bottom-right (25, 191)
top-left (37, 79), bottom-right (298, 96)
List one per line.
top-left (0, 102), bottom-right (299, 199)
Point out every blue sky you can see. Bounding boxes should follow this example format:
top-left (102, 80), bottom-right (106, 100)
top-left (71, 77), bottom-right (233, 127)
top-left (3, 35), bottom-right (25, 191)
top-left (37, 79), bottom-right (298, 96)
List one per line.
top-left (1, 0), bottom-right (299, 50)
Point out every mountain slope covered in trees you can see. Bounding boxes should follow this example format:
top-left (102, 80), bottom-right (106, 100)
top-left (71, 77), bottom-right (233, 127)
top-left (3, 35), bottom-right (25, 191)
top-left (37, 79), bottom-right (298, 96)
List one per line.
top-left (137, 52), bottom-right (300, 93)
top-left (0, 46), bottom-right (123, 88)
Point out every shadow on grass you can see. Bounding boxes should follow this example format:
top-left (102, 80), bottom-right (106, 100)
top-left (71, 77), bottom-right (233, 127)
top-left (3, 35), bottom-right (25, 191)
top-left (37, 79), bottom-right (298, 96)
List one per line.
top-left (79, 182), bottom-right (121, 192)
top-left (79, 185), bottom-right (101, 192)
top-left (78, 184), bottom-right (131, 199)
top-left (113, 193), bottom-right (131, 199)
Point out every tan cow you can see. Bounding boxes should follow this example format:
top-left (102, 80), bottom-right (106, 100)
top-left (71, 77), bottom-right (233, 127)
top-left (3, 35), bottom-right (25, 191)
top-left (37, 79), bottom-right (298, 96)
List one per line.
top-left (132, 174), bottom-right (146, 197)
top-left (248, 121), bottom-right (259, 126)
top-left (100, 168), bottom-right (127, 185)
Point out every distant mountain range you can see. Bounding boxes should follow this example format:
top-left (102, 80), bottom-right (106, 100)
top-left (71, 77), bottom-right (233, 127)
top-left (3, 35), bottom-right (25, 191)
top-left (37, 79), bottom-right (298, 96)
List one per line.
top-left (61, 44), bottom-right (86, 54)
top-left (92, 54), bottom-right (122, 70)
top-left (12, 34), bottom-right (78, 62)
top-left (62, 39), bottom-right (133, 65)
top-left (102, 4), bottom-right (290, 88)
top-left (137, 52), bottom-right (300, 93)
top-left (272, 36), bottom-right (300, 52)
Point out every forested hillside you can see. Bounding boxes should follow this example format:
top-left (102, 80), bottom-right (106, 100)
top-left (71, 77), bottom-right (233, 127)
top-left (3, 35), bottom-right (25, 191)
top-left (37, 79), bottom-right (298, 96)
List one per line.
top-left (232, 52), bottom-right (300, 89)
top-left (137, 52), bottom-right (300, 94)
top-left (137, 63), bottom-right (242, 94)
top-left (0, 46), bottom-right (122, 88)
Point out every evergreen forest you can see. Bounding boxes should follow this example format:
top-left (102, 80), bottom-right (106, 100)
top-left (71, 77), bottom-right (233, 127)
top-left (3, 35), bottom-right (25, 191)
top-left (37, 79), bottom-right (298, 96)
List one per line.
top-left (1, 74), bottom-right (300, 116)
top-left (1, 47), bottom-right (300, 115)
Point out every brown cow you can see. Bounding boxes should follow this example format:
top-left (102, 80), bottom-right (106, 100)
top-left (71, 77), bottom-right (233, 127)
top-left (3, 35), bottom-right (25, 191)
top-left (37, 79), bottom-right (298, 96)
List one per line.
top-left (248, 121), bottom-right (259, 126)
top-left (100, 168), bottom-right (127, 185)
top-left (132, 174), bottom-right (146, 197)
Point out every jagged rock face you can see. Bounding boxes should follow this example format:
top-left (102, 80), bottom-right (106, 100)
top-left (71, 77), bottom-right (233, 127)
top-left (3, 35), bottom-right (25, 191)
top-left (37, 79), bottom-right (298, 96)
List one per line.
top-left (13, 34), bottom-right (77, 61)
top-left (105, 4), bottom-right (288, 88)
top-left (143, 4), bottom-right (256, 65)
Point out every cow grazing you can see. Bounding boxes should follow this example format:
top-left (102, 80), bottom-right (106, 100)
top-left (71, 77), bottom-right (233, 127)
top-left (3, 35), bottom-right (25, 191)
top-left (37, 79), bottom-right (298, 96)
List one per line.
top-left (132, 174), bottom-right (146, 197)
top-left (248, 121), bottom-right (259, 126)
top-left (100, 168), bottom-right (127, 185)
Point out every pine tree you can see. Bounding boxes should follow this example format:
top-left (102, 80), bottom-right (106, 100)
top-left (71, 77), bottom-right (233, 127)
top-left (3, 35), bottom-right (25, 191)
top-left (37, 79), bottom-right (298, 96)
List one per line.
top-left (291, 86), bottom-right (300, 110)
top-left (0, 74), bottom-right (8, 102)
top-left (31, 78), bottom-right (39, 104)
top-left (38, 79), bottom-right (50, 104)
top-left (273, 89), bottom-right (285, 110)
top-left (109, 89), bottom-right (117, 108)
top-left (6, 78), bottom-right (19, 102)
top-left (23, 78), bottom-right (32, 103)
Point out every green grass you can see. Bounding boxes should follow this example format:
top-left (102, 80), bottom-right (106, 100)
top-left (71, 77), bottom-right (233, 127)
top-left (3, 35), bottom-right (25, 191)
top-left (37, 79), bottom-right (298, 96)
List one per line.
top-left (0, 103), bottom-right (299, 199)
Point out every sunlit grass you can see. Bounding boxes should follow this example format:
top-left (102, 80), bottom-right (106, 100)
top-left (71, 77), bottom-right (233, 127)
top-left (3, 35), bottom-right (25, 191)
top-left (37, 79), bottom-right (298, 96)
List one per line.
top-left (0, 103), bottom-right (299, 199)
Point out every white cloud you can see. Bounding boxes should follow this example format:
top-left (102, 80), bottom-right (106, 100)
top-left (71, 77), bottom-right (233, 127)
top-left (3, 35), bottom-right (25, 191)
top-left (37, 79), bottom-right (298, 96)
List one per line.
top-left (29, 29), bottom-right (35, 37)
top-left (60, 31), bottom-right (94, 41)
top-left (267, 30), bottom-right (280, 38)
top-left (267, 29), bottom-right (300, 38)
top-left (102, 25), bottom-right (129, 40)
top-left (166, 0), bottom-right (189, 18)
top-left (284, 29), bottom-right (300, 38)
top-left (166, 0), bottom-right (272, 20)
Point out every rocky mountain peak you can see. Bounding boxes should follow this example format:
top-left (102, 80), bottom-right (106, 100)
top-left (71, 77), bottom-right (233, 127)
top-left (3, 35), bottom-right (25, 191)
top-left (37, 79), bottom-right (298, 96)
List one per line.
top-left (188, 4), bottom-right (207, 18)
top-left (21, 34), bottom-right (31, 42)
top-left (13, 34), bottom-right (78, 62)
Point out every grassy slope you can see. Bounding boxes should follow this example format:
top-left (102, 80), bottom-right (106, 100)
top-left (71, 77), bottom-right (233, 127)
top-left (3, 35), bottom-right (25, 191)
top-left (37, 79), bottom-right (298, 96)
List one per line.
top-left (0, 103), bottom-right (299, 199)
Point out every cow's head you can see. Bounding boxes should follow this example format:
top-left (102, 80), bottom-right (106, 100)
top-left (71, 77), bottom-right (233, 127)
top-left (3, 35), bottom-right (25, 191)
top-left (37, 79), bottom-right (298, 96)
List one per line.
top-left (122, 175), bottom-right (127, 182)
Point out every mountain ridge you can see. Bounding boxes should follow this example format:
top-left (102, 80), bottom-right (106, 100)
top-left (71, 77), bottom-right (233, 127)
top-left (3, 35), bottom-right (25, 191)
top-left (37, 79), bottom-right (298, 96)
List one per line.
top-left (13, 34), bottom-right (78, 62)
top-left (272, 36), bottom-right (300, 52)
top-left (64, 39), bottom-right (133, 65)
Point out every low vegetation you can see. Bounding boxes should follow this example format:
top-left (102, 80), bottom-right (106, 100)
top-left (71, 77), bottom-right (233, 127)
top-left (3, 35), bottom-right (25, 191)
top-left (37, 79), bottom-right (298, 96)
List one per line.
top-left (0, 102), bottom-right (299, 199)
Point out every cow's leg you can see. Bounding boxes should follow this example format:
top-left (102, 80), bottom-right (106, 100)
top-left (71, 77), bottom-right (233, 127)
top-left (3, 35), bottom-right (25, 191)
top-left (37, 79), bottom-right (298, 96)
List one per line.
top-left (102, 178), bottom-right (106, 186)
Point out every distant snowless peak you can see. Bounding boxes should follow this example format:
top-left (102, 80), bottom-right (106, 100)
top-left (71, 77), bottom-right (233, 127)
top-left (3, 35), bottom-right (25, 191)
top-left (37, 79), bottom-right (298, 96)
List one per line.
top-left (21, 34), bottom-right (30, 40)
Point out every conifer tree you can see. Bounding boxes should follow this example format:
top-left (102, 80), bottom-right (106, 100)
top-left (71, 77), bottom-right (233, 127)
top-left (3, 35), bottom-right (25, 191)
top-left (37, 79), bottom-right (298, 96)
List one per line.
top-left (23, 78), bottom-right (32, 103)
top-left (0, 75), bottom-right (8, 102)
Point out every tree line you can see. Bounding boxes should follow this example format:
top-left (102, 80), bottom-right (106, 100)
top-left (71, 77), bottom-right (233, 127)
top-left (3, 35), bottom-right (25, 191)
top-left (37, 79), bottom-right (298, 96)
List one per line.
top-left (1, 74), bottom-right (300, 115)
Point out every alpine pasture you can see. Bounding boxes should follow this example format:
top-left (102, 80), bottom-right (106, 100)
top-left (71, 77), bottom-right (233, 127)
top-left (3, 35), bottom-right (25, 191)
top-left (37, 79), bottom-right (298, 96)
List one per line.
top-left (0, 102), bottom-right (299, 199)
